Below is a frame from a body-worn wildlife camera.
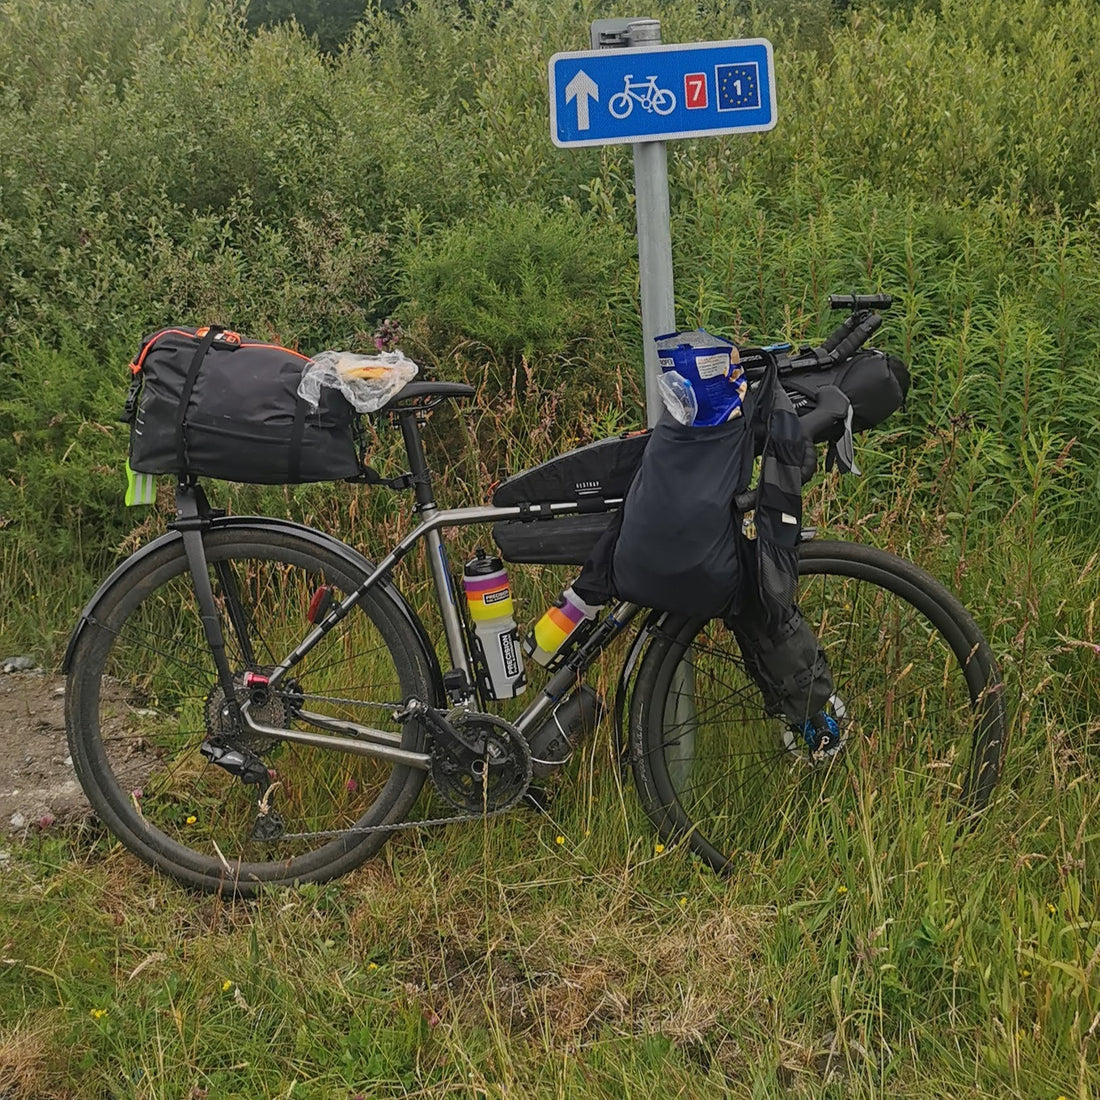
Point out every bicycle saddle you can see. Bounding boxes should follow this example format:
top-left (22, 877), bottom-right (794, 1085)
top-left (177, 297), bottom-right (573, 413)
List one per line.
top-left (381, 380), bottom-right (476, 411)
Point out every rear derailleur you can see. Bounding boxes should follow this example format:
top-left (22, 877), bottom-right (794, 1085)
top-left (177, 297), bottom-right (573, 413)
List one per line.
top-left (200, 669), bottom-right (295, 842)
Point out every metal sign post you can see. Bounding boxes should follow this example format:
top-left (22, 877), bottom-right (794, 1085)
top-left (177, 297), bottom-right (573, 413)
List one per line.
top-left (549, 22), bottom-right (776, 425)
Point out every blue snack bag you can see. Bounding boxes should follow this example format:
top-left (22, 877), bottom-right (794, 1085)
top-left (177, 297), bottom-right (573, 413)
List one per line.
top-left (655, 329), bottom-right (747, 426)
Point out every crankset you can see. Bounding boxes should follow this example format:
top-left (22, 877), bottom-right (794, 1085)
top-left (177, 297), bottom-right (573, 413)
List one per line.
top-left (413, 706), bottom-right (532, 814)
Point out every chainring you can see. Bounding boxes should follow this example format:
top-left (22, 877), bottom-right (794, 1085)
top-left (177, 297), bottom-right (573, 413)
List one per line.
top-left (429, 712), bottom-right (532, 814)
top-left (204, 668), bottom-right (299, 752)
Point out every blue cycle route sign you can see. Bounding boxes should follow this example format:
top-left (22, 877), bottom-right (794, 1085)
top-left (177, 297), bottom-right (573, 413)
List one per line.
top-left (549, 38), bottom-right (776, 148)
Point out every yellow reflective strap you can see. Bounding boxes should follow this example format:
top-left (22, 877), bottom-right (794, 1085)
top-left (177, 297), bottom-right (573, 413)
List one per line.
top-left (125, 461), bottom-right (156, 506)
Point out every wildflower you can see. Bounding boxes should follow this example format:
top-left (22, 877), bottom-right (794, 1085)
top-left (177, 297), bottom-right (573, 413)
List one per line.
top-left (555, 835), bottom-right (564, 845)
top-left (90, 1008), bottom-right (107, 1020)
top-left (679, 897), bottom-right (687, 907)
top-left (1047, 902), bottom-right (1057, 916)
top-left (654, 843), bottom-right (665, 854)
top-left (837, 885), bottom-right (848, 895)
top-left (346, 778), bottom-right (358, 793)
top-left (37, 813), bottom-right (55, 829)
top-left (186, 815), bottom-right (197, 825)
top-left (222, 980), bottom-right (232, 992)
top-left (368, 962), bottom-right (378, 971)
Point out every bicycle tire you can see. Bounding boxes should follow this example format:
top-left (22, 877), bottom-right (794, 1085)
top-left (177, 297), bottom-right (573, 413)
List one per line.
top-left (652, 89), bottom-right (676, 115)
top-left (609, 92), bottom-right (633, 120)
top-left (629, 539), bottom-right (1007, 873)
top-left (66, 524), bottom-right (436, 895)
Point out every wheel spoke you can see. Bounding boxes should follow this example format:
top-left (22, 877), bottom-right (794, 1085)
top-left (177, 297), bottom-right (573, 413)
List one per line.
top-left (67, 528), bottom-right (432, 894)
top-left (631, 542), bottom-right (1006, 872)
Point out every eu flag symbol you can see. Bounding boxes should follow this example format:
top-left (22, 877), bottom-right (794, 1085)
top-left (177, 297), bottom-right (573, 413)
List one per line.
top-left (716, 63), bottom-right (761, 111)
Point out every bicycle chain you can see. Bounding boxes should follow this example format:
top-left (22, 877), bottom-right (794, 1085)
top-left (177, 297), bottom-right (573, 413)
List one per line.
top-left (277, 802), bottom-right (525, 841)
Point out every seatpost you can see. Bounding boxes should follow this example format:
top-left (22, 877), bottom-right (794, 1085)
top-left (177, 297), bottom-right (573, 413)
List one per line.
top-left (395, 409), bottom-right (437, 510)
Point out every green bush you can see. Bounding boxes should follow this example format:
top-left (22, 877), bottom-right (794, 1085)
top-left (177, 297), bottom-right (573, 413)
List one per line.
top-left (397, 203), bottom-right (633, 362)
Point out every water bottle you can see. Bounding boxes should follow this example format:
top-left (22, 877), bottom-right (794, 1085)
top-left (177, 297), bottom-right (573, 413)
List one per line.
top-left (522, 585), bottom-right (603, 670)
top-left (462, 549), bottom-right (526, 700)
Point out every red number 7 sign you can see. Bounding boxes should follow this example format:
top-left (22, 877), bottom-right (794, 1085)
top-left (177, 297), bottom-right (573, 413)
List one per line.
top-left (684, 72), bottom-right (708, 110)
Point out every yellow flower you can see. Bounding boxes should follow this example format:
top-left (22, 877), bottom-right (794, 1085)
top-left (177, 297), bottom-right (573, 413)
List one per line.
top-left (555, 835), bottom-right (564, 845)
top-left (1047, 902), bottom-right (1057, 915)
top-left (186, 815), bottom-right (197, 825)
top-left (90, 1008), bottom-right (107, 1020)
top-left (368, 962), bottom-right (378, 971)
top-left (837, 885), bottom-right (848, 894)
top-left (222, 980), bottom-right (232, 992)
top-left (679, 897), bottom-right (687, 907)
top-left (654, 843), bottom-right (665, 854)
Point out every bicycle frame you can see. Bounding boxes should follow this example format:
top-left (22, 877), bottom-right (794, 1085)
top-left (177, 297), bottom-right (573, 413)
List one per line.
top-left (176, 403), bottom-right (643, 773)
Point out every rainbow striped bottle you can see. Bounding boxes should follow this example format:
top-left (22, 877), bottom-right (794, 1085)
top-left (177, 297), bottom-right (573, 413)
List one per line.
top-left (462, 550), bottom-right (526, 699)
top-left (523, 586), bottom-right (603, 670)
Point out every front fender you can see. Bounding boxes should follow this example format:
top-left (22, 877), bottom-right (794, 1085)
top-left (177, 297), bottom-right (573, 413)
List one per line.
top-left (62, 516), bottom-right (444, 703)
top-left (612, 608), bottom-right (667, 765)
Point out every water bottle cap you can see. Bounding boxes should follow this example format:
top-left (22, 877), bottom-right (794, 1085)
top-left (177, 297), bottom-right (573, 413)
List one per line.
top-left (464, 547), bottom-right (504, 576)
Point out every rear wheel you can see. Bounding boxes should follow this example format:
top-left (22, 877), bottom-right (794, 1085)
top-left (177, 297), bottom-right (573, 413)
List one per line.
top-left (630, 540), bottom-right (1007, 872)
top-left (66, 525), bottom-right (436, 894)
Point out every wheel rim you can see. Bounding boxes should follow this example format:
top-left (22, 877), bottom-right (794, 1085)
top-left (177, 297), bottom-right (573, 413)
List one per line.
top-left (641, 560), bottom-right (1005, 871)
top-left (73, 536), bottom-right (428, 884)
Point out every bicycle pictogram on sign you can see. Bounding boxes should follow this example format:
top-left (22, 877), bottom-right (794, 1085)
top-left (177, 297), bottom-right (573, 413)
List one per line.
top-left (608, 74), bottom-right (677, 119)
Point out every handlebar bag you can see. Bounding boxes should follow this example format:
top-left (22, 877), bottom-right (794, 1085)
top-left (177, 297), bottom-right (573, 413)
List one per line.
top-left (124, 326), bottom-right (362, 484)
top-left (602, 411), bottom-right (755, 619)
top-left (783, 349), bottom-right (909, 442)
top-left (491, 431), bottom-right (650, 566)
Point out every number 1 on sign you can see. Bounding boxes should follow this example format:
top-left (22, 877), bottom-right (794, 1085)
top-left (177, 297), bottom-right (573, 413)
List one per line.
top-left (684, 72), bottom-right (708, 110)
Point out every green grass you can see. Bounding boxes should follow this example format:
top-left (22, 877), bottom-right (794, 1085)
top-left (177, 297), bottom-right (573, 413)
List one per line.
top-left (3, 0), bottom-right (1100, 1094)
top-left (3, 728), bottom-right (1097, 1098)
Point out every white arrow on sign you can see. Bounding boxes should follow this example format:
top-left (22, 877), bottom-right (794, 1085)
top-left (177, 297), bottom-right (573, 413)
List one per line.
top-left (565, 70), bottom-right (599, 131)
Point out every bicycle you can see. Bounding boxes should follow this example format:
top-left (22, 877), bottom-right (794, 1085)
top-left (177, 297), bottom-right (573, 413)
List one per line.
top-left (608, 74), bottom-right (677, 119)
top-left (64, 297), bottom-right (1008, 895)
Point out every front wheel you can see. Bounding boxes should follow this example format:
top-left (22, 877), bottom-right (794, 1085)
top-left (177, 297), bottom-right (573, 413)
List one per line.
top-left (651, 89), bottom-right (676, 115)
top-left (629, 540), bottom-right (1007, 873)
top-left (66, 524), bottom-right (437, 895)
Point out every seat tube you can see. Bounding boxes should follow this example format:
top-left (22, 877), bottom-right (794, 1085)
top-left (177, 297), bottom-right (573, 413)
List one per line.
top-left (397, 411), bottom-right (472, 680)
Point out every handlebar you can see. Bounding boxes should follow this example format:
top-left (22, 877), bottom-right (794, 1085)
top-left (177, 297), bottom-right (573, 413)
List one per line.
top-left (741, 292), bottom-right (895, 381)
top-left (733, 292), bottom-right (897, 511)
top-left (828, 293), bottom-right (893, 311)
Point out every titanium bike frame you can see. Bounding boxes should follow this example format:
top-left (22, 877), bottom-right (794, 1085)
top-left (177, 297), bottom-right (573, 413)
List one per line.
top-left (177, 403), bottom-right (644, 773)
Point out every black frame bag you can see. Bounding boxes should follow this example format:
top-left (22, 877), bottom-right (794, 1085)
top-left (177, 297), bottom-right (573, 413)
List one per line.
top-left (491, 431), bottom-right (650, 566)
top-left (124, 325), bottom-right (362, 485)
